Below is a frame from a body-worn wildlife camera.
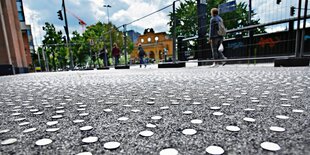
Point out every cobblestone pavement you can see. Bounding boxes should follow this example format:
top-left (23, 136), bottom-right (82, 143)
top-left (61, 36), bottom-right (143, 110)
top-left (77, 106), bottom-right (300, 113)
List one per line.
top-left (0, 65), bottom-right (309, 155)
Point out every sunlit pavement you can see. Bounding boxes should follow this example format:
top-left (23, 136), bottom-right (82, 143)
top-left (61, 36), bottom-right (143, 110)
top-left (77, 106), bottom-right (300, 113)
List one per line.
top-left (0, 65), bottom-right (309, 155)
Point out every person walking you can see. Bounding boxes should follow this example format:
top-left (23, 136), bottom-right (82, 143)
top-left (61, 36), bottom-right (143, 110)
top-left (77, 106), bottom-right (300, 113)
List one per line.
top-left (138, 43), bottom-right (147, 68)
top-left (209, 8), bottom-right (227, 67)
top-left (112, 43), bottom-right (121, 67)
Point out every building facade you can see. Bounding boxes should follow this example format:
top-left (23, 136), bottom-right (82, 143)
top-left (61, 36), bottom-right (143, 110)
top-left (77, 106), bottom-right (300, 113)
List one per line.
top-left (17, 0), bottom-right (34, 70)
top-left (0, 0), bottom-right (32, 75)
top-left (131, 28), bottom-right (173, 63)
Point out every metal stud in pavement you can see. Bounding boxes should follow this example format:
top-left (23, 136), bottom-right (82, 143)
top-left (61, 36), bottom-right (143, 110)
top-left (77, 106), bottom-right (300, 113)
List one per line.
top-left (151, 116), bottom-right (162, 120)
top-left (226, 126), bottom-right (240, 132)
top-left (82, 137), bottom-right (98, 143)
top-left (1, 138), bottom-right (17, 145)
top-left (46, 128), bottom-right (60, 132)
top-left (260, 142), bottom-right (281, 151)
top-left (80, 126), bottom-right (93, 131)
top-left (269, 126), bottom-right (285, 132)
top-left (159, 148), bottom-right (179, 155)
top-left (139, 130), bottom-right (154, 137)
top-left (243, 117), bottom-right (255, 122)
top-left (23, 128), bottom-right (37, 133)
top-left (182, 129), bottom-right (197, 135)
top-left (104, 141), bottom-right (120, 150)
top-left (35, 138), bottom-right (53, 146)
top-left (205, 146), bottom-right (224, 155)
top-left (118, 117), bottom-right (129, 121)
top-left (77, 152), bottom-right (92, 155)
top-left (191, 119), bottom-right (203, 124)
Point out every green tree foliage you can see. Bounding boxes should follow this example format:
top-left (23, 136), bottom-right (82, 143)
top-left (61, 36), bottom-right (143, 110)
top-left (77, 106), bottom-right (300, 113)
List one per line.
top-left (168, 0), bottom-right (197, 37)
top-left (71, 31), bottom-right (88, 67)
top-left (42, 22), bottom-right (63, 71)
top-left (39, 21), bottom-right (134, 69)
top-left (168, 0), bottom-right (264, 38)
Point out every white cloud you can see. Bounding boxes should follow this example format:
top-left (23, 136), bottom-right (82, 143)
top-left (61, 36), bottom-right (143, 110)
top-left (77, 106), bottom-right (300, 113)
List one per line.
top-left (89, 0), bottom-right (106, 21)
top-left (23, 3), bottom-right (44, 49)
top-left (67, 0), bottom-right (82, 6)
top-left (111, 0), bottom-right (174, 33)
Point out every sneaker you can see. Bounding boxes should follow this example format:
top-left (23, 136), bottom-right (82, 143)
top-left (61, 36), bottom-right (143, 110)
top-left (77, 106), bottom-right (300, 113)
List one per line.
top-left (210, 63), bottom-right (217, 68)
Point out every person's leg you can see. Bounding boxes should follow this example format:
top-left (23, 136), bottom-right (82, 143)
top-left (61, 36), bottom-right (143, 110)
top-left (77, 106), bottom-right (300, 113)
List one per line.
top-left (144, 57), bottom-right (147, 67)
top-left (116, 56), bottom-right (120, 66)
top-left (216, 38), bottom-right (226, 66)
top-left (104, 53), bottom-right (107, 67)
top-left (211, 38), bottom-right (219, 66)
top-left (140, 57), bottom-right (143, 68)
top-left (218, 38), bottom-right (226, 59)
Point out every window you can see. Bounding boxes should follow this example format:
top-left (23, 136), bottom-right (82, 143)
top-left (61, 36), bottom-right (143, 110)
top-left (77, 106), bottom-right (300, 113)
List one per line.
top-left (18, 12), bottom-right (25, 21)
top-left (27, 30), bottom-right (32, 36)
top-left (16, 2), bottom-right (22, 12)
top-left (155, 36), bottom-right (159, 42)
top-left (147, 37), bottom-right (151, 42)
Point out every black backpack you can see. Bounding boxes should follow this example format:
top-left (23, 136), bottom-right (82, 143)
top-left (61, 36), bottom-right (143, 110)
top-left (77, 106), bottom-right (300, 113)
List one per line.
top-left (139, 47), bottom-right (145, 57)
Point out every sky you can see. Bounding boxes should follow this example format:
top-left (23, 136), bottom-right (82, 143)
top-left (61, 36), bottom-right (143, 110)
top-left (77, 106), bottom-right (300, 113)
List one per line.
top-left (23, 0), bottom-right (176, 47)
top-left (22, 0), bottom-right (309, 47)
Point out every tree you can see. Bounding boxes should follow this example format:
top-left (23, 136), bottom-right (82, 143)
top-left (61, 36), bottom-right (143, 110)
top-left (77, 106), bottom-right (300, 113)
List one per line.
top-left (71, 31), bottom-right (89, 67)
top-left (168, 0), bottom-right (197, 38)
top-left (42, 22), bottom-right (64, 71)
top-left (40, 21), bottom-right (134, 69)
top-left (83, 22), bottom-right (107, 68)
top-left (82, 22), bottom-right (133, 67)
top-left (168, 0), bottom-right (264, 38)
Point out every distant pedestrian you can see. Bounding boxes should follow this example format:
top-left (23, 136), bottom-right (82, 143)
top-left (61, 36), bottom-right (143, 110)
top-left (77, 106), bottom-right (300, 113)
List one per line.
top-left (99, 48), bottom-right (108, 67)
top-left (138, 43), bottom-right (147, 68)
top-left (112, 43), bottom-right (121, 67)
top-left (209, 8), bottom-right (227, 67)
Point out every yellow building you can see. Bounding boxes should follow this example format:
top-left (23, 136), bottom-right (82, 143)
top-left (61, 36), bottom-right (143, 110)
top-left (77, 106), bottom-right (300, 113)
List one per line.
top-left (131, 28), bottom-right (173, 63)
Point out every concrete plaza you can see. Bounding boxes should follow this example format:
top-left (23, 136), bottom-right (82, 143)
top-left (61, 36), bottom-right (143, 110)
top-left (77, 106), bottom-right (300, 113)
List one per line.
top-left (0, 64), bottom-right (309, 155)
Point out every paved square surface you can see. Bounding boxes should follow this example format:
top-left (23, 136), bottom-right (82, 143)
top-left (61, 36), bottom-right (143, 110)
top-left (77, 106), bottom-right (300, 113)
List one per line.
top-left (0, 65), bottom-right (309, 155)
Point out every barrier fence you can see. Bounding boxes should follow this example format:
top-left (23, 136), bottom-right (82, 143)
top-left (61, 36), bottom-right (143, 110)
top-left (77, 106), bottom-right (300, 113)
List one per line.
top-left (177, 0), bottom-right (310, 63)
top-left (37, 0), bottom-right (310, 71)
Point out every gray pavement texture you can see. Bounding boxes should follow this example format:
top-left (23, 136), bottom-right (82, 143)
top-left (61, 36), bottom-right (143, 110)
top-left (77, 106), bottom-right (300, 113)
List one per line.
top-left (0, 65), bottom-right (310, 155)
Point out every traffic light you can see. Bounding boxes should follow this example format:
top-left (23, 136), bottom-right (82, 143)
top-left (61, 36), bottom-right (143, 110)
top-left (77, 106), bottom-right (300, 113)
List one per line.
top-left (277, 0), bottom-right (281, 4)
top-left (57, 10), bottom-right (63, 21)
top-left (290, 6), bottom-right (295, 16)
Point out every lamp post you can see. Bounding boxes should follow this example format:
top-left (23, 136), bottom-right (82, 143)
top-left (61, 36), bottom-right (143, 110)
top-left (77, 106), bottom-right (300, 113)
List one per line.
top-left (172, 1), bottom-right (177, 63)
top-left (155, 36), bottom-right (159, 62)
top-left (103, 4), bottom-right (113, 54)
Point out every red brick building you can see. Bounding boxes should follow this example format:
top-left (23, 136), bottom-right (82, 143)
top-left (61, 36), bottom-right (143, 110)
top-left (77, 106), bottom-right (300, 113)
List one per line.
top-left (131, 28), bottom-right (173, 62)
top-left (0, 0), bottom-right (30, 75)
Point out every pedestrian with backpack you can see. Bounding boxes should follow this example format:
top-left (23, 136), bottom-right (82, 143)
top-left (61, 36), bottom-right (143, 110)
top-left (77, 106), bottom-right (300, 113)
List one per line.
top-left (209, 8), bottom-right (227, 67)
top-left (138, 43), bottom-right (147, 68)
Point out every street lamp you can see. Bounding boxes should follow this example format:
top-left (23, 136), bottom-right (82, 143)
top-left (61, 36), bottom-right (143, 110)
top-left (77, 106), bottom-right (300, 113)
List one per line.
top-left (103, 5), bottom-right (111, 22)
top-left (155, 36), bottom-right (159, 61)
top-left (103, 4), bottom-right (113, 53)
